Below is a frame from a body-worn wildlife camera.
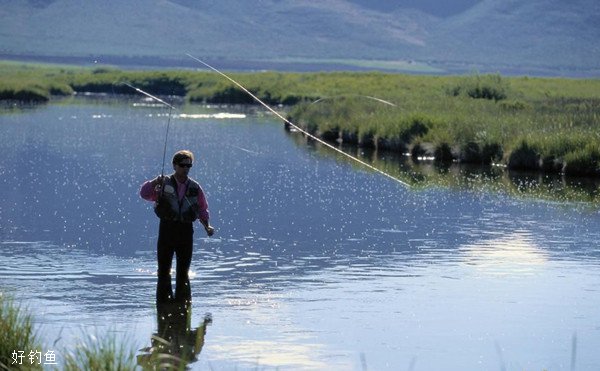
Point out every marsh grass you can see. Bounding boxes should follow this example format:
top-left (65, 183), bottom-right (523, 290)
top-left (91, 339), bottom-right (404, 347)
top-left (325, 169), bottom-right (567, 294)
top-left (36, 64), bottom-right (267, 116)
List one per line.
top-left (63, 332), bottom-right (137, 371)
top-left (0, 292), bottom-right (204, 371)
top-left (0, 293), bottom-right (42, 370)
top-left (448, 73), bottom-right (509, 101)
top-left (298, 132), bottom-right (600, 205)
top-left (290, 75), bottom-right (600, 176)
top-left (0, 292), bottom-right (142, 371)
top-left (2, 60), bottom-right (599, 176)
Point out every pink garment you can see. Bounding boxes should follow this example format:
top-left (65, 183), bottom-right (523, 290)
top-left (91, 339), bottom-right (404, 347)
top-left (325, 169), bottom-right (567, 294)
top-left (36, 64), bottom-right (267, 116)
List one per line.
top-left (140, 176), bottom-right (209, 224)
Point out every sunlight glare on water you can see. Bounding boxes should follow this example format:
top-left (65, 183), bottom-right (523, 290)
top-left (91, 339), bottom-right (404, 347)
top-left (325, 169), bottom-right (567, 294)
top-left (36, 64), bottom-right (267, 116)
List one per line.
top-left (1, 97), bottom-right (600, 370)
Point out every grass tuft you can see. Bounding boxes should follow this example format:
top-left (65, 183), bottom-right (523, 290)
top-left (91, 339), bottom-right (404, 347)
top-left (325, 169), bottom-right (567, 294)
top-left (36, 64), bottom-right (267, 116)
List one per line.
top-left (63, 332), bottom-right (137, 371)
top-left (0, 293), bottom-right (42, 370)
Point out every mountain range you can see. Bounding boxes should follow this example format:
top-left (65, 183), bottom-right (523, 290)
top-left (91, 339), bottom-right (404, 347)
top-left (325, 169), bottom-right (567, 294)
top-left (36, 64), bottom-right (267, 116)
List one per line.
top-left (0, 0), bottom-right (598, 76)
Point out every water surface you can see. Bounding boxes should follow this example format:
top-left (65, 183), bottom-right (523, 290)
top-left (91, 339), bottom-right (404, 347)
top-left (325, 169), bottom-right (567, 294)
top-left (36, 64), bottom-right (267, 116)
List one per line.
top-left (1, 97), bottom-right (600, 370)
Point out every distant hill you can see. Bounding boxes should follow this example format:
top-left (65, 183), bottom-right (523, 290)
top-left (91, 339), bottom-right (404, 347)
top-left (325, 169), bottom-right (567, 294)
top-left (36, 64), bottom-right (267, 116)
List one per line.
top-left (0, 0), bottom-right (598, 76)
top-left (424, 0), bottom-right (600, 73)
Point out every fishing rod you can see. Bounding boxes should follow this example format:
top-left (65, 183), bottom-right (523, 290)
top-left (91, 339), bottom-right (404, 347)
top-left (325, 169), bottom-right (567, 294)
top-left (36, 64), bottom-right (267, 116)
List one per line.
top-left (186, 53), bottom-right (411, 189)
top-left (159, 104), bottom-right (174, 178)
top-left (120, 81), bottom-right (175, 179)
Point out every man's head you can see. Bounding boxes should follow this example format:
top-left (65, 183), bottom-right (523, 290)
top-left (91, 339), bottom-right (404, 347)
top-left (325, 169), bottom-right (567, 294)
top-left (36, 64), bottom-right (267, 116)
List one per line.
top-left (172, 150), bottom-right (194, 166)
top-left (172, 150), bottom-right (194, 178)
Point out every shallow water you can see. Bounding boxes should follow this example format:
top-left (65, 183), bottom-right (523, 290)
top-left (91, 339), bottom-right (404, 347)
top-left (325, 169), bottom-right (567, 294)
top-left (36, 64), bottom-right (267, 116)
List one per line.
top-left (1, 96), bottom-right (600, 370)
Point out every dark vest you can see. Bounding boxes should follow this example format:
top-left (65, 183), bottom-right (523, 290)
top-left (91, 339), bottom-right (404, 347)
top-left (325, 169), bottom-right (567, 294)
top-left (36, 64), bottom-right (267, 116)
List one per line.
top-left (154, 176), bottom-right (201, 223)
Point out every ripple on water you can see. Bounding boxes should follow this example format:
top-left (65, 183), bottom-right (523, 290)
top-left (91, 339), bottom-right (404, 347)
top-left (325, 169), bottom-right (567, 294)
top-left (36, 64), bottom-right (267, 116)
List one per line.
top-left (3, 101), bottom-right (600, 370)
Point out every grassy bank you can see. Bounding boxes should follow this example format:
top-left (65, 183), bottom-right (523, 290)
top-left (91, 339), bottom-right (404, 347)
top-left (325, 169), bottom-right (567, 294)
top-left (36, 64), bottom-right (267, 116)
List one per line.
top-left (288, 74), bottom-right (600, 177)
top-left (1, 60), bottom-right (599, 177)
top-left (0, 293), bottom-right (138, 370)
top-left (0, 292), bottom-right (209, 370)
top-left (0, 293), bottom-right (42, 370)
top-left (0, 61), bottom-right (320, 105)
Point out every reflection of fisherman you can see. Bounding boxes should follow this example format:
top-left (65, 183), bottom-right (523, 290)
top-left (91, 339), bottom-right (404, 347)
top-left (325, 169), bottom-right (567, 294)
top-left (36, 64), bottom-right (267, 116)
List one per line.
top-left (137, 302), bottom-right (212, 369)
top-left (140, 150), bottom-right (215, 303)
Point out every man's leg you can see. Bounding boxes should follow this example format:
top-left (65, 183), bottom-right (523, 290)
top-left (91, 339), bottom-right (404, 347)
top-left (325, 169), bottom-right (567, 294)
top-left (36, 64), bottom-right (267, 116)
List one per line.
top-left (174, 227), bottom-right (194, 303)
top-left (157, 224), bottom-right (176, 303)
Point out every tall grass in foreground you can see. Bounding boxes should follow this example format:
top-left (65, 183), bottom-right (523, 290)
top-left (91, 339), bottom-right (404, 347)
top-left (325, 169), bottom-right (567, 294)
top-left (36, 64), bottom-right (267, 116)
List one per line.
top-left (63, 333), bottom-right (137, 371)
top-left (0, 293), bottom-right (141, 371)
top-left (0, 293), bottom-right (42, 370)
top-left (0, 292), bottom-right (202, 371)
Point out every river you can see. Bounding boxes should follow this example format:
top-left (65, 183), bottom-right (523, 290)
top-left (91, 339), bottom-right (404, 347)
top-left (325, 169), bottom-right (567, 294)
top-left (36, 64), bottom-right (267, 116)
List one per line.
top-left (1, 96), bottom-right (600, 370)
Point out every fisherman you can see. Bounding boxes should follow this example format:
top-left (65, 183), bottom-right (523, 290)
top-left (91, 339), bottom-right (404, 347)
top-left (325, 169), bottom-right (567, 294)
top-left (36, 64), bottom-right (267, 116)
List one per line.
top-left (140, 150), bottom-right (214, 303)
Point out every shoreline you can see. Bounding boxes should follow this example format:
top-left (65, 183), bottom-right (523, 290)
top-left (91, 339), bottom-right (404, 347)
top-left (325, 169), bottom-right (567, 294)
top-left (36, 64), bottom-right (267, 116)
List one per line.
top-left (2, 60), bottom-right (599, 179)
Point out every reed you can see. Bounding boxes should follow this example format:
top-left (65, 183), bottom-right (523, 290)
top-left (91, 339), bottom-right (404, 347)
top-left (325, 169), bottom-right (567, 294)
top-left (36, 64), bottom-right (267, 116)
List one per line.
top-left (0, 293), bottom-right (42, 370)
top-left (1, 60), bottom-right (599, 176)
top-left (63, 332), bottom-right (137, 371)
top-left (0, 292), bottom-right (141, 371)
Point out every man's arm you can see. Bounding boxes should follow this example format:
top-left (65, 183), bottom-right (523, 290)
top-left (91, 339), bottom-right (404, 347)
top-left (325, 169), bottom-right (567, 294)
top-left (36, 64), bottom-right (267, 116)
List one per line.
top-left (140, 176), bottom-right (167, 201)
top-left (197, 187), bottom-right (214, 236)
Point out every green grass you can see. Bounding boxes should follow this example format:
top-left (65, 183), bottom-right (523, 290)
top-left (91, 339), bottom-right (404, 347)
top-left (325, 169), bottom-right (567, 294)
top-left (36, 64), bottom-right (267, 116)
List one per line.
top-left (62, 332), bottom-right (137, 371)
top-left (0, 292), bottom-right (208, 371)
top-left (0, 293), bottom-right (42, 370)
top-left (0, 292), bottom-right (141, 371)
top-left (289, 73), bottom-right (600, 176)
top-left (1, 60), bottom-right (599, 176)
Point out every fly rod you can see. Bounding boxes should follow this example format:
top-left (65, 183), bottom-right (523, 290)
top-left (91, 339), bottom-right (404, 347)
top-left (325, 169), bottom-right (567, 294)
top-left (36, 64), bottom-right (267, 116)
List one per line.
top-left (120, 81), bottom-right (175, 179)
top-left (186, 53), bottom-right (410, 188)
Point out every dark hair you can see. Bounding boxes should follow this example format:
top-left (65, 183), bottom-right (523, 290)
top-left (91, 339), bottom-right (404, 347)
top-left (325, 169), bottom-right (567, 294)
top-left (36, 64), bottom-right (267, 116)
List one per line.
top-left (172, 150), bottom-right (194, 165)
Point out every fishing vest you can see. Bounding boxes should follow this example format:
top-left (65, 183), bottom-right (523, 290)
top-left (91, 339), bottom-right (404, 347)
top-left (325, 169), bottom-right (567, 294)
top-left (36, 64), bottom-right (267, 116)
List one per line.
top-left (154, 176), bottom-right (201, 223)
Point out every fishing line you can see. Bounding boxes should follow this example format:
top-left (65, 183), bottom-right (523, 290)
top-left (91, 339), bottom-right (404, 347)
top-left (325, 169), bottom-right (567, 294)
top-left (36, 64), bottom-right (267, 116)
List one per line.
top-left (186, 53), bottom-right (411, 188)
top-left (121, 82), bottom-right (176, 110)
top-left (311, 94), bottom-right (397, 107)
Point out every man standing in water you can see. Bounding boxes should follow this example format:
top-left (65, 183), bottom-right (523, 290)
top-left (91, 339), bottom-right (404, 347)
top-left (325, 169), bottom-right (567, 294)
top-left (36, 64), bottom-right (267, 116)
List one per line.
top-left (140, 150), bottom-right (214, 303)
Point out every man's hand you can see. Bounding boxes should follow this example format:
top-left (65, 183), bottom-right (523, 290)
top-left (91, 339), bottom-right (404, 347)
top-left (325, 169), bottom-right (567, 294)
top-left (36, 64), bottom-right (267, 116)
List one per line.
top-left (152, 175), bottom-right (169, 186)
top-left (205, 225), bottom-right (215, 237)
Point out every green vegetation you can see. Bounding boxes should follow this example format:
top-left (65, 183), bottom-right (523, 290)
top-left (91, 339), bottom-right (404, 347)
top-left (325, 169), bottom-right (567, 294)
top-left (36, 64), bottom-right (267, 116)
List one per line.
top-left (63, 333), bottom-right (137, 371)
top-left (0, 292), bottom-right (139, 370)
top-left (293, 133), bottom-right (600, 205)
top-left (289, 74), bottom-right (600, 177)
top-left (0, 61), bottom-right (76, 102)
top-left (1, 60), bottom-right (599, 177)
top-left (0, 293), bottom-right (42, 370)
top-left (0, 292), bottom-right (206, 370)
